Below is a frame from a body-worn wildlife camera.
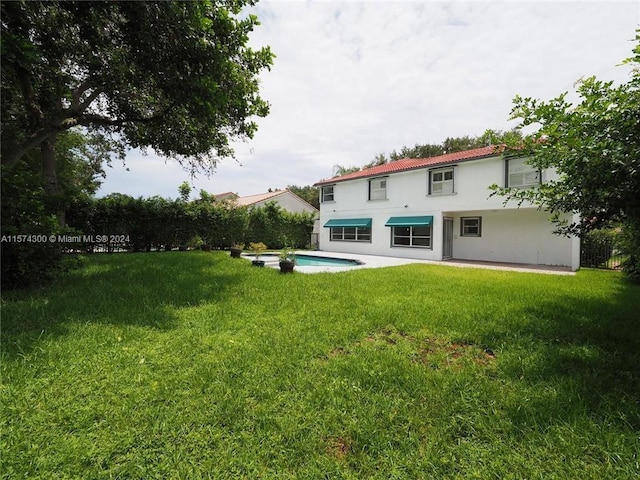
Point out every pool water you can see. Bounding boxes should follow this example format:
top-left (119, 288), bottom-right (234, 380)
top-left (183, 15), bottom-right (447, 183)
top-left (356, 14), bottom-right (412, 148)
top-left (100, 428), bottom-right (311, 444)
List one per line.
top-left (293, 254), bottom-right (362, 267)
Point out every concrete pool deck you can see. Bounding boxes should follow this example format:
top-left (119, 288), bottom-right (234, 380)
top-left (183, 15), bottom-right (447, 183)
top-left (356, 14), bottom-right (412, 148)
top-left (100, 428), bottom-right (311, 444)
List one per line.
top-left (245, 251), bottom-right (575, 275)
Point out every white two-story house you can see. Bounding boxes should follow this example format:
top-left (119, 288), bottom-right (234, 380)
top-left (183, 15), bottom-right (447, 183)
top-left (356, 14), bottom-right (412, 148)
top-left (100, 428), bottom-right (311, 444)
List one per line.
top-left (313, 145), bottom-right (580, 270)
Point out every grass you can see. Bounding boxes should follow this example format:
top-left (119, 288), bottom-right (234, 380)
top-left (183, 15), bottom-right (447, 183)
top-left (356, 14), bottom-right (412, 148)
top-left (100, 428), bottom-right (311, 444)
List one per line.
top-left (2, 251), bottom-right (639, 479)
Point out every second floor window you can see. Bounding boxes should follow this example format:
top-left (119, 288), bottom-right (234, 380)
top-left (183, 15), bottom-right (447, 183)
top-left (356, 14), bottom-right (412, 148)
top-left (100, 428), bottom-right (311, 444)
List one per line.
top-left (506, 157), bottom-right (540, 188)
top-left (368, 177), bottom-right (387, 201)
top-left (429, 168), bottom-right (454, 195)
top-left (321, 185), bottom-right (334, 202)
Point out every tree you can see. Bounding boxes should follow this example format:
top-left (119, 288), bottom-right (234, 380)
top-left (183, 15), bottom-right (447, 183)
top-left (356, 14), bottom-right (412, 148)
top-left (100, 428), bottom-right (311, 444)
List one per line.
top-left (1, 129), bottom-right (111, 288)
top-left (287, 185), bottom-right (320, 210)
top-left (1, 0), bottom-right (272, 288)
top-left (492, 32), bottom-right (640, 281)
top-left (369, 130), bottom-right (522, 166)
top-left (332, 164), bottom-right (361, 176)
top-left (178, 182), bottom-right (192, 203)
top-left (0, 156), bottom-right (61, 288)
top-left (1, 0), bottom-right (273, 194)
top-left (49, 130), bottom-right (112, 215)
top-left (327, 131), bottom-right (522, 181)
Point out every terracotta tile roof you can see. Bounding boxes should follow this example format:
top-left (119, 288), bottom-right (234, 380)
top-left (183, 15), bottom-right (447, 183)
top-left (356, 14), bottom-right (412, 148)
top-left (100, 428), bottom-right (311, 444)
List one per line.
top-left (314, 145), bottom-right (504, 186)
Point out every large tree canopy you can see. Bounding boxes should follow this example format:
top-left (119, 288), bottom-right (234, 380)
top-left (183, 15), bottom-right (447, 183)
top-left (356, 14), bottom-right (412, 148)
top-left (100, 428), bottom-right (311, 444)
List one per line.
top-left (1, 0), bottom-right (273, 174)
top-left (492, 32), bottom-right (640, 280)
top-left (492, 33), bottom-right (639, 237)
top-left (0, 0), bottom-right (273, 289)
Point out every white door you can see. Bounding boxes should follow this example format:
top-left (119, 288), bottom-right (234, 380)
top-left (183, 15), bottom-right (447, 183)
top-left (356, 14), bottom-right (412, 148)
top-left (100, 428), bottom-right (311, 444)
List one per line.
top-left (443, 217), bottom-right (453, 259)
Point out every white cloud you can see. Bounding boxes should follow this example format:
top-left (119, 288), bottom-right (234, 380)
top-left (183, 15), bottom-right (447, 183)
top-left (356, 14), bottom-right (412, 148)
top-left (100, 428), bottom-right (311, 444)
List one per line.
top-left (97, 0), bottom-right (639, 200)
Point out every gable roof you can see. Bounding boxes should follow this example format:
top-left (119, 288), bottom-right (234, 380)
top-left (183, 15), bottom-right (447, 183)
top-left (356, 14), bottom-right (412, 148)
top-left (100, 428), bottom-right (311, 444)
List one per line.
top-left (216, 189), bottom-right (318, 212)
top-left (235, 190), bottom-right (287, 206)
top-left (314, 145), bottom-right (504, 186)
top-left (214, 191), bottom-right (238, 201)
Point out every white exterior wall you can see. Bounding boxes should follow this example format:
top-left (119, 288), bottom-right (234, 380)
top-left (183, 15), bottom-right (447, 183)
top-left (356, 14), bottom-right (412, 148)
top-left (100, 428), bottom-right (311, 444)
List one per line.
top-left (318, 155), bottom-right (579, 269)
top-left (253, 192), bottom-right (317, 215)
top-left (446, 209), bottom-right (576, 266)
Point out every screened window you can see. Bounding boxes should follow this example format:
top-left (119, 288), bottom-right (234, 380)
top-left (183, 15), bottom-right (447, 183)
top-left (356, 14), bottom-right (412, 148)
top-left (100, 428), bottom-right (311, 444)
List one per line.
top-left (391, 225), bottom-right (432, 248)
top-left (369, 177), bottom-right (387, 201)
top-left (461, 217), bottom-right (482, 237)
top-left (430, 168), bottom-right (454, 195)
top-left (330, 227), bottom-right (371, 242)
top-left (506, 157), bottom-right (540, 188)
top-left (321, 185), bottom-right (335, 202)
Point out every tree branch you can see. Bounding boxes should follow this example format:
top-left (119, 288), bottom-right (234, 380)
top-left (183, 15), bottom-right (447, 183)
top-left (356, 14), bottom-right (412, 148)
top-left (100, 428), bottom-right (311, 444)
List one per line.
top-left (76, 101), bottom-right (178, 129)
top-left (71, 77), bottom-right (95, 108)
top-left (3, 106), bottom-right (175, 168)
top-left (69, 82), bottom-right (103, 117)
top-left (75, 89), bottom-right (104, 113)
top-left (2, 129), bottom-right (57, 168)
top-left (15, 64), bottom-right (45, 125)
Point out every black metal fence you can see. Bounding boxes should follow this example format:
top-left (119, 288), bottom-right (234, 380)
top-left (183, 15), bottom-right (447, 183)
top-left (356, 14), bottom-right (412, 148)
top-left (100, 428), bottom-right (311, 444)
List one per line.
top-left (580, 230), bottom-right (625, 270)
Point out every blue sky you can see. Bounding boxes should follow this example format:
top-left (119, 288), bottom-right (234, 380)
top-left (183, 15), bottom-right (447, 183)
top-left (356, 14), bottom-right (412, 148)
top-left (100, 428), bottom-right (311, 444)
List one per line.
top-left (97, 0), bottom-right (639, 200)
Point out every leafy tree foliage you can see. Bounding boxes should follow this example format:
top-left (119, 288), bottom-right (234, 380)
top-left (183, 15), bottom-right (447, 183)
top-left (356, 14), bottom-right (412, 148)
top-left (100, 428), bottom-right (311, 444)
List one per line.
top-left (178, 182), bottom-right (192, 203)
top-left (1, 0), bottom-right (273, 172)
top-left (376, 130), bottom-right (523, 165)
top-left (63, 196), bottom-right (313, 255)
top-left (245, 202), bottom-right (314, 249)
top-left (1, 0), bottom-right (272, 288)
top-left (287, 185), bottom-right (320, 210)
top-left (493, 32), bottom-right (640, 281)
top-left (332, 165), bottom-right (362, 176)
top-left (1, 158), bottom-right (62, 288)
top-left (1, 130), bottom-right (110, 288)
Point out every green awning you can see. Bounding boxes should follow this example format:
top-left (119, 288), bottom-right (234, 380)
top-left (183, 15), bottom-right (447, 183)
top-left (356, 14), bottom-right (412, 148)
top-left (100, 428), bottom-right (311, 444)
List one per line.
top-left (385, 216), bottom-right (433, 227)
top-left (324, 218), bottom-right (372, 228)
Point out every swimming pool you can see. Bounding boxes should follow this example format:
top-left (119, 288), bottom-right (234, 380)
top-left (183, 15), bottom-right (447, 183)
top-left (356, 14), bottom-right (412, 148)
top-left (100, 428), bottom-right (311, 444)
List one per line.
top-left (254, 253), bottom-right (364, 268)
top-left (293, 254), bottom-right (363, 267)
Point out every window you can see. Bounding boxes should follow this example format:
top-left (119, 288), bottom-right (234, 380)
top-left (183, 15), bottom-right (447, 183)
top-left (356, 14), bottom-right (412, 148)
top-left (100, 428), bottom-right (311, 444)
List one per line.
top-left (321, 185), bottom-right (334, 202)
top-left (506, 157), bottom-right (540, 188)
top-left (429, 168), bottom-right (454, 195)
top-left (330, 226), bottom-right (371, 242)
top-left (391, 225), bottom-right (432, 248)
top-left (386, 216), bottom-right (433, 248)
top-left (460, 217), bottom-right (482, 237)
top-left (369, 177), bottom-right (387, 201)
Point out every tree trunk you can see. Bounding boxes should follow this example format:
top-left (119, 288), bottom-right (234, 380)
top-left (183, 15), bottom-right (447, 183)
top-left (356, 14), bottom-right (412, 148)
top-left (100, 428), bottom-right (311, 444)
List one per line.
top-left (41, 135), bottom-right (65, 226)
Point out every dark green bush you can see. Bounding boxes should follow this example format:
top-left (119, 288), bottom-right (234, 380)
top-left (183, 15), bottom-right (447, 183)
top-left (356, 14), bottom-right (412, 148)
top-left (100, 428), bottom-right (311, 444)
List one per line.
top-left (64, 198), bottom-right (315, 253)
top-left (620, 217), bottom-right (640, 283)
top-left (581, 229), bottom-right (621, 268)
top-left (1, 163), bottom-right (67, 289)
top-left (245, 202), bottom-right (315, 249)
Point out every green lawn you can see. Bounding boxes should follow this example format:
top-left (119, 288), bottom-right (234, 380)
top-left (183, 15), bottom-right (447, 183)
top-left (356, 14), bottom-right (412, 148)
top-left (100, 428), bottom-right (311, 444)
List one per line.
top-left (2, 252), bottom-right (639, 479)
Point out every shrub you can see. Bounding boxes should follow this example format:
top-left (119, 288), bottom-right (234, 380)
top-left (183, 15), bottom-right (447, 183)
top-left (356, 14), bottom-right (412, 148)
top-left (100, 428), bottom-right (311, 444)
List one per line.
top-left (1, 163), bottom-right (75, 289)
top-left (620, 218), bottom-right (640, 283)
top-left (581, 228), bottom-right (621, 268)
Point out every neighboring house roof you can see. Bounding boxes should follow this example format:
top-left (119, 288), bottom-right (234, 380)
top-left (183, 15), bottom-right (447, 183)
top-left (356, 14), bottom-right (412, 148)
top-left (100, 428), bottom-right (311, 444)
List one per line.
top-left (214, 192), bottom-right (238, 201)
top-left (215, 189), bottom-right (319, 212)
top-left (234, 190), bottom-right (290, 206)
top-left (314, 145), bottom-right (505, 186)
